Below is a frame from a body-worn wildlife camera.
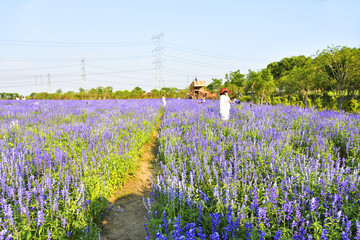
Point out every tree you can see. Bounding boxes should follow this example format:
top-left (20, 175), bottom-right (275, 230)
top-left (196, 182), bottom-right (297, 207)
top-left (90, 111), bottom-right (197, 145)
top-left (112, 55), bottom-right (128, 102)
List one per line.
top-left (245, 69), bottom-right (275, 104)
top-left (56, 89), bottom-right (62, 100)
top-left (88, 88), bottom-right (98, 99)
top-left (207, 78), bottom-right (223, 92)
top-left (131, 87), bottom-right (145, 98)
top-left (122, 90), bottom-right (130, 99)
top-left (151, 89), bottom-right (160, 98)
top-left (283, 58), bottom-right (315, 107)
top-left (63, 91), bottom-right (75, 100)
top-left (346, 47), bottom-right (360, 99)
top-left (103, 86), bottom-right (113, 99)
top-left (315, 46), bottom-right (356, 110)
top-left (105, 86), bottom-right (113, 93)
top-left (79, 88), bottom-right (85, 100)
top-left (96, 86), bottom-right (104, 98)
top-left (258, 69), bottom-right (275, 104)
top-left (245, 70), bottom-right (259, 102)
top-left (163, 87), bottom-right (178, 98)
top-left (268, 55), bottom-right (311, 94)
top-left (225, 70), bottom-right (246, 96)
top-left (114, 90), bottom-right (122, 99)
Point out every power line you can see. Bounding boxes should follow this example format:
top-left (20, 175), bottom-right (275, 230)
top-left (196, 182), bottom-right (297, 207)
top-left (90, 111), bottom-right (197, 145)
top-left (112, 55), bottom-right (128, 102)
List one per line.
top-left (0, 72), bottom-right (80, 81)
top-left (0, 64), bottom-right (79, 72)
top-left (85, 64), bottom-right (153, 72)
top-left (163, 41), bottom-right (271, 62)
top-left (0, 68), bottom-right (154, 82)
top-left (0, 39), bottom-right (152, 47)
top-left (164, 54), bottom-right (234, 69)
top-left (0, 56), bottom-right (152, 62)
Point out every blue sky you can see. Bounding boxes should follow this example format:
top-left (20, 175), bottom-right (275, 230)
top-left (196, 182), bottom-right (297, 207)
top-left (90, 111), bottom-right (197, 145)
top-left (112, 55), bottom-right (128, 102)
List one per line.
top-left (0, 0), bottom-right (359, 95)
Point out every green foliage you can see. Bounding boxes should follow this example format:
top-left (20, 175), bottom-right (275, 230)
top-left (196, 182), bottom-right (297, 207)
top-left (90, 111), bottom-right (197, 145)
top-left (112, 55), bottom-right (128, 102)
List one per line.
top-left (207, 78), bottom-right (223, 92)
top-left (241, 95), bottom-right (252, 102)
top-left (225, 70), bottom-right (246, 92)
top-left (27, 86), bottom-right (184, 100)
top-left (350, 99), bottom-right (360, 113)
top-left (313, 97), bottom-right (323, 110)
top-left (343, 99), bottom-right (360, 114)
top-left (271, 96), bottom-right (282, 105)
top-left (267, 55), bottom-right (311, 86)
top-left (0, 92), bottom-right (20, 99)
top-left (315, 46), bottom-right (360, 110)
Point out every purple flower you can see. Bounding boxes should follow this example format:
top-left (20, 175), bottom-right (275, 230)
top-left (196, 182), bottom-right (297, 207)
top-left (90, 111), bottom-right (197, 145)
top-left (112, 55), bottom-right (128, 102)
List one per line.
top-left (0, 230), bottom-right (8, 239)
top-left (342, 216), bottom-right (352, 240)
top-left (244, 221), bottom-right (253, 240)
top-left (3, 204), bottom-right (15, 227)
top-left (274, 229), bottom-right (282, 240)
top-left (47, 229), bottom-right (52, 240)
top-left (258, 229), bottom-right (265, 240)
top-left (299, 226), bottom-right (306, 239)
top-left (320, 228), bottom-right (328, 240)
top-left (355, 220), bottom-right (360, 240)
top-left (209, 232), bottom-right (220, 240)
top-left (309, 197), bottom-right (319, 212)
top-left (36, 209), bottom-right (45, 227)
top-left (210, 213), bottom-right (221, 233)
top-left (60, 215), bottom-right (67, 228)
top-left (162, 211), bottom-right (169, 235)
top-left (171, 215), bottom-right (183, 240)
top-left (155, 231), bottom-right (168, 240)
top-left (5, 234), bottom-right (12, 240)
top-left (185, 223), bottom-right (196, 239)
top-left (197, 204), bottom-right (203, 222)
top-left (196, 226), bottom-right (207, 240)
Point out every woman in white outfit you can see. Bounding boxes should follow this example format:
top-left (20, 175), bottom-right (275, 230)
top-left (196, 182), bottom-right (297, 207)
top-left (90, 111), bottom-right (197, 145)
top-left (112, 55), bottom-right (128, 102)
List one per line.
top-left (219, 88), bottom-right (233, 120)
top-left (162, 95), bottom-right (167, 107)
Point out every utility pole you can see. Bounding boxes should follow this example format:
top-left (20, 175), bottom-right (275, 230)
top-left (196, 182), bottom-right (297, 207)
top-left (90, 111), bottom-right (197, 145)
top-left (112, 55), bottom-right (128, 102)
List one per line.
top-left (35, 75), bottom-right (37, 85)
top-left (152, 33), bottom-right (164, 90)
top-left (81, 58), bottom-right (86, 90)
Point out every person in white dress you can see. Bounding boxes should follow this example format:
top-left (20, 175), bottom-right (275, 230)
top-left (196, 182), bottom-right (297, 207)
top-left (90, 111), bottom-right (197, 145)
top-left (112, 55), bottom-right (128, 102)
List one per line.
top-left (219, 88), bottom-right (233, 120)
top-left (162, 95), bottom-right (167, 107)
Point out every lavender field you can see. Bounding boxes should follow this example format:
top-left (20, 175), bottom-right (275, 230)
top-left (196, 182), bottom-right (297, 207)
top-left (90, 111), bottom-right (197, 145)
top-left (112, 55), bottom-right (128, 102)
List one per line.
top-left (148, 100), bottom-right (360, 239)
top-left (1, 99), bottom-right (360, 239)
top-left (0, 100), bottom-right (161, 239)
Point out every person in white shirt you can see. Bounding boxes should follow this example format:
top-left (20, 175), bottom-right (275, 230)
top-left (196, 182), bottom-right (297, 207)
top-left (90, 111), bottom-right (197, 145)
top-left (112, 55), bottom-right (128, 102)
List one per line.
top-left (219, 88), bottom-right (233, 121)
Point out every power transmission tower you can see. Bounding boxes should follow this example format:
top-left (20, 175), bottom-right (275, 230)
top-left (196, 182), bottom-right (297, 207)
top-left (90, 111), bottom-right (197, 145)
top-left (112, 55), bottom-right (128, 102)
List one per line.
top-left (81, 58), bottom-right (86, 89)
top-left (152, 33), bottom-right (164, 90)
top-left (48, 73), bottom-right (51, 93)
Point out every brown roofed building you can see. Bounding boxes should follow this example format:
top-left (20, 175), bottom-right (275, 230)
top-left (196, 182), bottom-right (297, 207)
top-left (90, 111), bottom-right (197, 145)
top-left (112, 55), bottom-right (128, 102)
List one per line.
top-left (186, 78), bottom-right (217, 99)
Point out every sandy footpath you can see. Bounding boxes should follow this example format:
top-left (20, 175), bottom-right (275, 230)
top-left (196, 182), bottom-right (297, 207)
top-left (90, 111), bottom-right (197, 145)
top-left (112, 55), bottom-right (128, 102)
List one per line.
top-left (100, 129), bottom-right (159, 240)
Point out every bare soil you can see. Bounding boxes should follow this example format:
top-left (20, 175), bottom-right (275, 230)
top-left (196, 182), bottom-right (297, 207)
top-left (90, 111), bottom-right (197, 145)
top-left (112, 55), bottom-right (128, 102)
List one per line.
top-left (100, 130), bottom-right (159, 240)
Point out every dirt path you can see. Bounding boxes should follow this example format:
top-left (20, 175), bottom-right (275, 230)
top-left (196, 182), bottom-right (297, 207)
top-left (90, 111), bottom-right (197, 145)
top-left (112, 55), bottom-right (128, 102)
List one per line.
top-left (100, 129), bottom-right (159, 240)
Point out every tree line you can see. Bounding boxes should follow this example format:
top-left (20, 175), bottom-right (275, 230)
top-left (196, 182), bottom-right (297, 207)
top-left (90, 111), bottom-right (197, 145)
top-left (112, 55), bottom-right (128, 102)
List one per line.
top-left (25, 86), bottom-right (188, 100)
top-left (0, 87), bottom-right (188, 100)
top-left (207, 45), bottom-right (360, 113)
